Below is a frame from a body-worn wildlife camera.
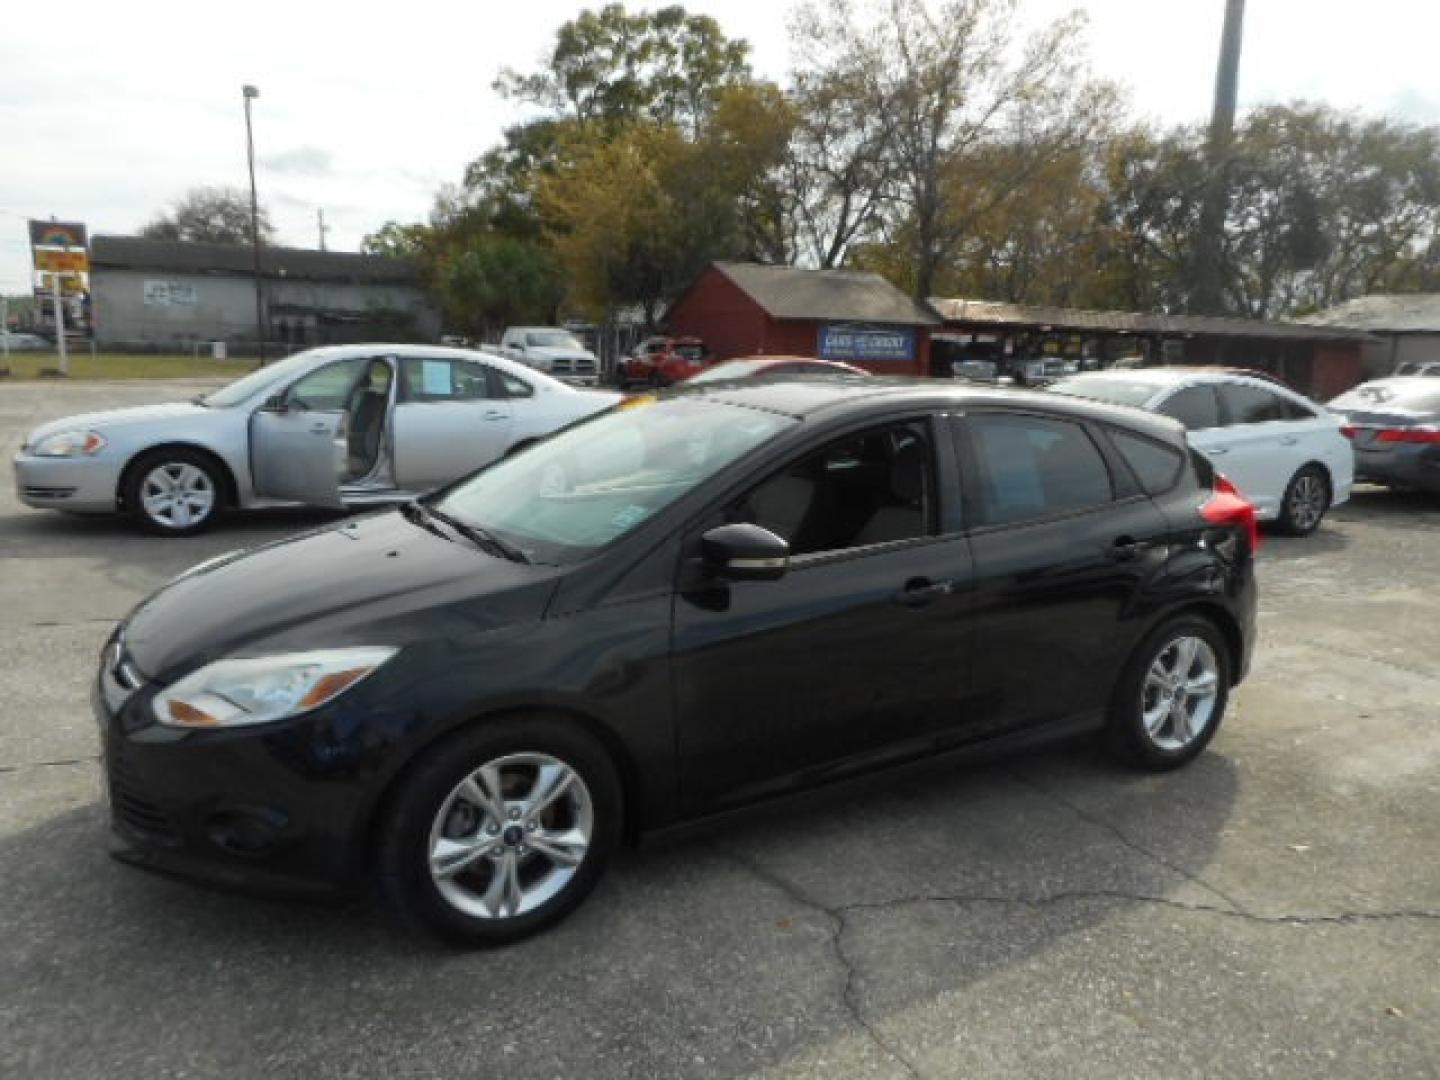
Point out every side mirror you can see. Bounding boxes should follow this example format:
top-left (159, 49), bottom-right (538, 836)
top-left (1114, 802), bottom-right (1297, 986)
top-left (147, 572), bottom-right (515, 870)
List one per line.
top-left (700, 523), bottom-right (789, 582)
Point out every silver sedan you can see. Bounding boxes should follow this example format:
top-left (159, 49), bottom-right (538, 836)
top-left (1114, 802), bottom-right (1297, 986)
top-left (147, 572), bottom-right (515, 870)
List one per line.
top-left (13, 344), bottom-right (620, 534)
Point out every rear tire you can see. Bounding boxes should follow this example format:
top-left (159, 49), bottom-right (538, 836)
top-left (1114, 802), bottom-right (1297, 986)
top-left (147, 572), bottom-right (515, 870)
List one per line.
top-left (377, 717), bottom-right (622, 946)
top-left (1276, 464), bottom-right (1329, 536)
top-left (121, 448), bottom-right (224, 536)
top-left (1104, 615), bottom-right (1230, 770)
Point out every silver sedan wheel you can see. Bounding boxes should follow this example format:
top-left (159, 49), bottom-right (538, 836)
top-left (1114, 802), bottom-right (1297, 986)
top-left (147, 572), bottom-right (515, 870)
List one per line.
top-left (1140, 636), bottom-right (1221, 752)
top-left (140, 463), bottom-right (216, 529)
top-left (428, 752), bottom-right (594, 920)
top-left (1287, 473), bottom-right (1327, 532)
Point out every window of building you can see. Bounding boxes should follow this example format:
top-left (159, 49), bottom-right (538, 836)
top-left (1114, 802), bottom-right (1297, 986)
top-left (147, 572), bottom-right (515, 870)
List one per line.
top-left (734, 422), bottom-right (935, 557)
top-left (967, 413), bottom-right (1114, 527)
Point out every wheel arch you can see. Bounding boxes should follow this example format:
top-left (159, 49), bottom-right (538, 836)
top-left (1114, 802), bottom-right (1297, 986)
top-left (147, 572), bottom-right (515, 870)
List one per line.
top-left (1163, 600), bottom-right (1245, 687)
top-left (116, 442), bottom-right (241, 511)
top-left (359, 704), bottom-right (646, 874)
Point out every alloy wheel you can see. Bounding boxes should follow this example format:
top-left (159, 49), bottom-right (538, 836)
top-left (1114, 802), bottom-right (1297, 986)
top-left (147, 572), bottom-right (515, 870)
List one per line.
top-left (140, 463), bottom-right (216, 530)
top-left (1287, 473), bottom-right (1326, 532)
top-left (1140, 635), bottom-right (1221, 752)
top-left (427, 752), bottom-right (594, 920)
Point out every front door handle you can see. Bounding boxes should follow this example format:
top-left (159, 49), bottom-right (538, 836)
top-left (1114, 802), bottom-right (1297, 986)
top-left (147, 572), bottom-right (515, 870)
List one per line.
top-left (1203, 446), bottom-right (1228, 456)
top-left (894, 577), bottom-right (954, 608)
top-left (1279, 435), bottom-right (1299, 446)
top-left (309, 423), bottom-right (330, 435)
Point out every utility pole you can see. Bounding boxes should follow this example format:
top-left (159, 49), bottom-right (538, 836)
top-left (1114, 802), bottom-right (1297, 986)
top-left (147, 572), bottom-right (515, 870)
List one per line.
top-left (1191, 0), bottom-right (1245, 315)
top-left (317, 208), bottom-right (328, 252)
top-left (243, 84), bottom-right (266, 364)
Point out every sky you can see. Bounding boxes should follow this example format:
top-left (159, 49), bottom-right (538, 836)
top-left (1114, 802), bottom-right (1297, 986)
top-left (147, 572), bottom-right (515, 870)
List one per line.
top-left (3, 0), bottom-right (1438, 294)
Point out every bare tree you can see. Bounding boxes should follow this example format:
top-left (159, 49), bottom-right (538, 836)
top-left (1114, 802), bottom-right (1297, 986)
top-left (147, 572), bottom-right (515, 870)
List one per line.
top-left (141, 186), bottom-right (275, 246)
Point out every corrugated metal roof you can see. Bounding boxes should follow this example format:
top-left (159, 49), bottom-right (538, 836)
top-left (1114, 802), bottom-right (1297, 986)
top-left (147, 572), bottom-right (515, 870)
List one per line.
top-left (715, 261), bottom-right (941, 326)
top-left (1299, 294), bottom-right (1440, 333)
top-left (931, 297), bottom-right (1372, 342)
top-left (90, 235), bottom-right (420, 285)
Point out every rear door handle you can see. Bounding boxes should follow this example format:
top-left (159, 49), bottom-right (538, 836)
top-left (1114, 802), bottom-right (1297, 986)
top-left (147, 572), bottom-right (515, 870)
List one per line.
top-left (894, 577), bottom-right (954, 608)
top-left (483, 410), bottom-right (507, 421)
top-left (1109, 536), bottom-right (1142, 562)
top-left (1279, 435), bottom-right (1299, 446)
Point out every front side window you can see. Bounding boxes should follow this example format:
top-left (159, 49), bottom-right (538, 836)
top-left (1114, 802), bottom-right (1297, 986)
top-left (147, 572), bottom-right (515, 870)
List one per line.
top-left (733, 422), bottom-right (935, 557)
top-left (401, 358), bottom-right (494, 402)
top-left (1156, 385), bottom-right (1222, 431)
top-left (1219, 383), bottom-right (1288, 425)
top-left (967, 413), bottom-right (1114, 527)
top-left (436, 398), bottom-right (793, 564)
top-left (285, 357), bottom-right (371, 412)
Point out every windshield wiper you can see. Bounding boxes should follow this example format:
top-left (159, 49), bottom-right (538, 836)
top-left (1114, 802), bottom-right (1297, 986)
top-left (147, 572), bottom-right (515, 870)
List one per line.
top-left (426, 504), bottom-right (531, 564)
top-left (399, 498), bottom-right (451, 542)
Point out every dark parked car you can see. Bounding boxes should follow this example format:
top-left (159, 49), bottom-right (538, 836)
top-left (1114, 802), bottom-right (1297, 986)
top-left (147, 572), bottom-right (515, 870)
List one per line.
top-left (98, 380), bottom-right (1258, 944)
top-left (1329, 377), bottom-right (1440, 493)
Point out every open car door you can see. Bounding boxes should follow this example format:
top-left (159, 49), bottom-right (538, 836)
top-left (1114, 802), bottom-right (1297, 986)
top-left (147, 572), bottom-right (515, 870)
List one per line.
top-left (249, 355), bottom-right (374, 508)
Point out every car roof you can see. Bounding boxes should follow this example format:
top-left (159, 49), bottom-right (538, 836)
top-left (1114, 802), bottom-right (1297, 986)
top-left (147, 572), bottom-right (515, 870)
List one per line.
top-left (681, 376), bottom-right (1187, 440)
top-left (1059, 365), bottom-right (1298, 392)
top-left (292, 342), bottom-right (564, 387)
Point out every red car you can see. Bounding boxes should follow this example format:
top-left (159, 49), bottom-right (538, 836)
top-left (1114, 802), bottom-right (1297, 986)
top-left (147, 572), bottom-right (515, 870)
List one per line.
top-left (622, 336), bottom-right (709, 387)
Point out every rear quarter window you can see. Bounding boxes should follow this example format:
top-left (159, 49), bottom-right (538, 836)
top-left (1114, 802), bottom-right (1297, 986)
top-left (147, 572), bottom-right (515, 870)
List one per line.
top-left (1107, 427), bottom-right (1185, 495)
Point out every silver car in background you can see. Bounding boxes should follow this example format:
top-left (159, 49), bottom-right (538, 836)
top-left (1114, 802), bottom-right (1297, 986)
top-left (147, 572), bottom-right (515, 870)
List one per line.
top-left (13, 344), bottom-right (620, 534)
top-left (1329, 377), bottom-right (1440, 494)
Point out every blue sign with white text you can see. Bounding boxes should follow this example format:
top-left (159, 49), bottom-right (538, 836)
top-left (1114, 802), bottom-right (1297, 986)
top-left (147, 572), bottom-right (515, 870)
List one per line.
top-left (818, 322), bottom-right (915, 363)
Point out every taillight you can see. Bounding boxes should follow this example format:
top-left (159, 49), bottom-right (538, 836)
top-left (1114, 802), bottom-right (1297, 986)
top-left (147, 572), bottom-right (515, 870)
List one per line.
top-left (1375, 426), bottom-right (1440, 444)
top-left (1339, 424), bottom-right (1356, 439)
top-left (1201, 473), bottom-right (1260, 553)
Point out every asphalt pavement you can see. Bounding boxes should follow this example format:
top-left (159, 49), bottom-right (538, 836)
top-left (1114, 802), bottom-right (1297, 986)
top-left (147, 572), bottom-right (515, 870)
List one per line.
top-left (2, 378), bottom-right (1437, 1079)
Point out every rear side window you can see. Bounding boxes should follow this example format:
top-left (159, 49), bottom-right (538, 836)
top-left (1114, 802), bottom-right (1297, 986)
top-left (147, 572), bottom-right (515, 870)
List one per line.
top-left (967, 413), bottom-right (1113, 527)
top-left (1108, 427), bottom-right (1185, 495)
top-left (1219, 383), bottom-right (1288, 425)
top-left (1156, 385), bottom-right (1221, 430)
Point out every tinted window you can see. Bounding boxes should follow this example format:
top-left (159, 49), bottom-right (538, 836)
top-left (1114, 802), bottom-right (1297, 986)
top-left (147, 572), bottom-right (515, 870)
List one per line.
top-left (492, 369), bottom-right (534, 398)
top-left (1156, 385), bottom-right (1222, 430)
top-left (1281, 396), bottom-right (1318, 420)
top-left (401, 358), bottom-right (494, 402)
top-left (286, 357), bottom-right (370, 411)
top-left (968, 414), bottom-right (1113, 527)
top-left (1219, 383), bottom-right (1288, 425)
top-left (736, 423), bottom-right (934, 556)
top-left (1109, 428), bottom-right (1184, 494)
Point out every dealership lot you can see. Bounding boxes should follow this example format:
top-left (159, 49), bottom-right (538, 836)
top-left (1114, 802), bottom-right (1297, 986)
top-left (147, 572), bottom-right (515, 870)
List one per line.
top-left (2, 379), bottom-right (1437, 1079)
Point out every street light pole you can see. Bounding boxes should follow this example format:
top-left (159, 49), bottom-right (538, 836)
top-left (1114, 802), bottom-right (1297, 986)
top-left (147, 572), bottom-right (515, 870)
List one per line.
top-left (243, 84), bottom-right (265, 364)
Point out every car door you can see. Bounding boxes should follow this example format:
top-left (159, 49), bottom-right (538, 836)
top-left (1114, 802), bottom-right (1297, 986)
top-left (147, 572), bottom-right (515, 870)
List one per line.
top-left (953, 408), bottom-right (1173, 735)
top-left (249, 355), bottom-right (371, 507)
top-left (670, 416), bottom-right (976, 813)
top-left (1203, 380), bottom-right (1308, 516)
top-left (391, 356), bottom-right (513, 491)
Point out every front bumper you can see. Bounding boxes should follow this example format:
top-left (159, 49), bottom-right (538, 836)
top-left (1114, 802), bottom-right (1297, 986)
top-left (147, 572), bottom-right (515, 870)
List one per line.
top-left (95, 647), bottom-right (384, 899)
top-left (13, 452), bottom-right (122, 511)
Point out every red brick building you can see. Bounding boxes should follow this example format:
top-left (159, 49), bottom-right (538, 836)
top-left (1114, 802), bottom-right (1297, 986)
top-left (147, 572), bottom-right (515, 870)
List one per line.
top-left (666, 262), bottom-right (941, 375)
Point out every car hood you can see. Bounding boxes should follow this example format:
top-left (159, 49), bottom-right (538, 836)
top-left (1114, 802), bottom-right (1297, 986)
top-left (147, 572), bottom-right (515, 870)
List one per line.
top-left (26, 401), bottom-right (207, 445)
top-left (527, 346), bottom-right (597, 362)
top-left (122, 511), bottom-right (562, 682)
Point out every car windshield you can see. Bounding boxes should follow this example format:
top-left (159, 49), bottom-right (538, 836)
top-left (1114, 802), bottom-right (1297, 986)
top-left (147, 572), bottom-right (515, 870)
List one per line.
top-left (688, 360), bottom-right (769, 384)
top-left (435, 397), bottom-right (794, 564)
top-left (200, 350), bottom-right (326, 408)
top-left (1330, 381), bottom-right (1440, 413)
top-left (526, 331), bottom-right (584, 350)
top-left (1047, 376), bottom-right (1163, 407)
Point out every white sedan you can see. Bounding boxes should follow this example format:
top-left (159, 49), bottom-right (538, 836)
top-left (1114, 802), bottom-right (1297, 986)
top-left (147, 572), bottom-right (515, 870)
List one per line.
top-left (1049, 367), bottom-right (1353, 535)
top-left (14, 344), bottom-right (620, 535)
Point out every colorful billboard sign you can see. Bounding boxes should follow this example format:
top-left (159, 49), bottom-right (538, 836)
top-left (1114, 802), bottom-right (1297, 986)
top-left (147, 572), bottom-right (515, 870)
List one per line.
top-left (34, 248), bottom-right (90, 274)
top-left (28, 220), bottom-right (88, 250)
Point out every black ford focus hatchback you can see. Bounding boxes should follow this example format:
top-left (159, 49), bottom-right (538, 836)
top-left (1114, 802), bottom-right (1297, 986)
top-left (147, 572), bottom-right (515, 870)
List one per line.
top-left (98, 379), bottom-right (1257, 944)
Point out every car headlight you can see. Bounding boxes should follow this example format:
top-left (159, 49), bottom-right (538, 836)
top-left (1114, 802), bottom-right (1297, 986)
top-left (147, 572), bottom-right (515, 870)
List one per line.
top-left (152, 647), bottom-right (397, 729)
top-left (31, 430), bottom-right (107, 457)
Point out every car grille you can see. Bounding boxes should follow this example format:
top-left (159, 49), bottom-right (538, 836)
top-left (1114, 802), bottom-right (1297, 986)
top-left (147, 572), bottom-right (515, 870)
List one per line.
top-left (107, 748), bottom-right (180, 843)
top-left (550, 358), bottom-right (596, 375)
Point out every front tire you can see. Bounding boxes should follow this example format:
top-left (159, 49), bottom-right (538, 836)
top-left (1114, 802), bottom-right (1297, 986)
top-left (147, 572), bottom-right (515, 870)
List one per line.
top-left (377, 717), bottom-right (622, 946)
top-left (1277, 464), bottom-right (1329, 536)
top-left (1105, 615), bottom-right (1230, 770)
top-left (122, 448), bottom-right (224, 536)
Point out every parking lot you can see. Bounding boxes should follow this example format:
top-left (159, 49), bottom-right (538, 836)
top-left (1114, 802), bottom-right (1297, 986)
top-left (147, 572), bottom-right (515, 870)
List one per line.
top-left (2, 377), bottom-right (1437, 1079)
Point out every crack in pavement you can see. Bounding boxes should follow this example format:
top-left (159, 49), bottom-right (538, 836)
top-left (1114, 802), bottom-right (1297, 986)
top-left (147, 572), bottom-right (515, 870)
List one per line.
top-left (714, 843), bottom-right (1440, 1080)
top-left (1006, 767), bottom-right (1248, 914)
top-left (0, 755), bottom-right (98, 775)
